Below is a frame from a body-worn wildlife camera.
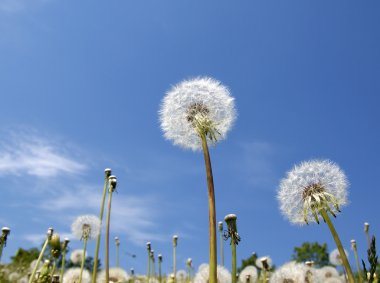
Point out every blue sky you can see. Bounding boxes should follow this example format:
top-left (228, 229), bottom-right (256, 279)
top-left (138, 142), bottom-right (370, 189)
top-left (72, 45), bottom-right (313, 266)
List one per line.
top-left (0, 0), bottom-right (379, 276)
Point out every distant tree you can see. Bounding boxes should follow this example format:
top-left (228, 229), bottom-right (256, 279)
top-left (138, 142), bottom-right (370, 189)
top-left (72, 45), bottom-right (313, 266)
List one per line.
top-left (237, 253), bottom-right (258, 273)
top-left (65, 256), bottom-right (100, 273)
top-left (10, 247), bottom-right (40, 269)
top-left (292, 242), bottom-right (329, 267)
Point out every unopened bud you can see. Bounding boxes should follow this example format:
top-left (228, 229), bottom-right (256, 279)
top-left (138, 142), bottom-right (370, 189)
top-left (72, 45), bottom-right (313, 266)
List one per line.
top-left (350, 239), bottom-right (357, 250)
top-left (109, 175), bottom-right (117, 191)
top-left (218, 221), bottom-right (223, 232)
top-left (364, 222), bottom-right (370, 233)
top-left (172, 235), bottom-right (178, 247)
top-left (104, 168), bottom-right (112, 177)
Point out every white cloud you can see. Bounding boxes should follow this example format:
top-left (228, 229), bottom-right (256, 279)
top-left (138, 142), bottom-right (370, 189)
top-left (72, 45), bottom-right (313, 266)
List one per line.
top-left (0, 129), bottom-right (87, 178)
top-left (38, 185), bottom-right (166, 245)
top-left (0, 0), bottom-right (52, 13)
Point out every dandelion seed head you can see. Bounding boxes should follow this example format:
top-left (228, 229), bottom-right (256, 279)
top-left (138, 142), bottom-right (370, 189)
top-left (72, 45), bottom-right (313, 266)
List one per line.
top-left (97, 267), bottom-right (130, 283)
top-left (255, 256), bottom-right (272, 270)
top-left (159, 77), bottom-right (237, 151)
top-left (193, 264), bottom-right (231, 283)
top-left (70, 249), bottom-right (87, 264)
top-left (71, 214), bottom-right (101, 240)
top-left (316, 265), bottom-right (340, 280)
top-left (269, 262), bottom-right (306, 283)
top-left (63, 267), bottom-right (91, 283)
top-left (329, 248), bottom-right (348, 266)
top-left (277, 159), bottom-right (348, 225)
top-left (238, 266), bottom-right (258, 283)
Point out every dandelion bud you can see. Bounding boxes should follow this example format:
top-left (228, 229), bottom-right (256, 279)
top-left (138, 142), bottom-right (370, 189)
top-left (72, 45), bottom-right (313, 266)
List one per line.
top-left (47, 227), bottom-right (54, 239)
top-left (350, 239), bottom-right (357, 250)
top-left (218, 222), bottom-right (223, 232)
top-left (364, 222), bottom-right (370, 232)
top-left (62, 237), bottom-right (70, 249)
top-left (1, 227), bottom-right (10, 236)
top-left (146, 242), bottom-right (151, 251)
top-left (130, 268), bottom-right (135, 275)
top-left (115, 237), bottom-right (120, 246)
top-left (224, 214), bottom-right (240, 245)
top-left (50, 234), bottom-right (61, 250)
top-left (305, 261), bottom-right (314, 267)
top-left (172, 235), bottom-right (178, 247)
top-left (109, 175), bottom-right (117, 191)
top-left (104, 168), bottom-right (112, 177)
top-left (1, 227), bottom-right (10, 244)
top-left (187, 258), bottom-right (192, 267)
top-left (158, 254), bottom-right (163, 262)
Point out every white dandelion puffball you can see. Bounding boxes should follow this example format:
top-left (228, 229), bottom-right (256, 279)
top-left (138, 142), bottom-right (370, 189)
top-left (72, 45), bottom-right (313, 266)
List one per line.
top-left (176, 269), bottom-right (188, 282)
top-left (193, 264), bottom-right (231, 283)
top-left (97, 267), bottom-right (130, 283)
top-left (255, 256), bottom-right (272, 270)
top-left (159, 77), bottom-right (237, 151)
top-left (316, 265), bottom-right (340, 279)
top-left (324, 277), bottom-right (344, 283)
top-left (329, 248), bottom-right (348, 266)
top-left (63, 267), bottom-right (91, 283)
top-left (71, 214), bottom-right (101, 240)
top-left (238, 266), bottom-right (258, 283)
top-left (70, 249), bottom-right (87, 264)
top-left (269, 262), bottom-right (306, 283)
top-left (277, 159), bottom-right (349, 224)
top-left (18, 276), bottom-right (28, 283)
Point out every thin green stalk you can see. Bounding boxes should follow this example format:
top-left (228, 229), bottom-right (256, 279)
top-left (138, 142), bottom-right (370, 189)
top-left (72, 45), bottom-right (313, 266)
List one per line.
top-left (352, 244), bottom-right (363, 283)
top-left (219, 225), bottom-right (224, 267)
top-left (79, 238), bottom-right (88, 283)
top-left (173, 245), bottom-right (176, 279)
top-left (29, 237), bottom-right (50, 283)
top-left (92, 169), bottom-right (111, 283)
top-left (116, 242), bottom-right (120, 267)
top-left (105, 190), bottom-right (113, 283)
top-left (200, 133), bottom-right (217, 283)
top-left (320, 208), bottom-right (355, 283)
top-left (59, 248), bottom-right (67, 283)
top-left (147, 250), bottom-right (151, 281)
top-left (0, 242), bottom-right (4, 262)
top-left (50, 260), bottom-right (56, 277)
top-left (231, 240), bottom-right (237, 283)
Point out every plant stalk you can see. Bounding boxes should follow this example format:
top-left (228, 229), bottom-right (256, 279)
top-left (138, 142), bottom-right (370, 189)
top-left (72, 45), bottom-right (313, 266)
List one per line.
top-left (78, 238), bottom-right (88, 283)
top-left (59, 247), bottom-right (67, 283)
top-left (320, 208), bottom-right (355, 283)
top-left (105, 189), bottom-right (114, 283)
top-left (200, 133), bottom-right (217, 283)
top-left (29, 237), bottom-right (50, 283)
top-left (92, 172), bottom-right (110, 283)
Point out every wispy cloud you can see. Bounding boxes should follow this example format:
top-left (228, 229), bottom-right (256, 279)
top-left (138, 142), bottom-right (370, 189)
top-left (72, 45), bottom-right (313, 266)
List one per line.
top-left (0, 129), bottom-right (87, 178)
top-left (38, 185), bottom-right (165, 245)
top-left (0, 0), bottom-right (52, 13)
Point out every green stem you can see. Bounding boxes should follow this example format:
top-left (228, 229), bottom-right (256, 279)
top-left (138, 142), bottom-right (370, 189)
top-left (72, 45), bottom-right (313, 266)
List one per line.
top-left (173, 245), bottom-right (176, 279)
top-left (200, 134), bottom-right (217, 283)
top-left (365, 230), bottom-right (371, 250)
top-left (147, 251), bottom-right (151, 281)
top-left (105, 190), bottom-right (114, 283)
top-left (59, 248), bottom-right (67, 283)
top-left (231, 240), bottom-right (237, 283)
top-left (50, 259), bottom-right (56, 278)
top-left (92, 174), bottom-right (109, 283)
top-left (353, 246), bottom-right (363, 283)
top-left (79, 238), bottom-right (88, 283)
top-left (219, 230), bottom-right (224, 267)
top-left (116, 244), bottom-right (120, 267)
top-left (158, 261), bottom-right (162, 283)
top-left (0, 241), bottom-right (4, 262)
top-left (320, 208), bottom-right (355, 283)
top-left (29, 238), bottom-right (49, 283)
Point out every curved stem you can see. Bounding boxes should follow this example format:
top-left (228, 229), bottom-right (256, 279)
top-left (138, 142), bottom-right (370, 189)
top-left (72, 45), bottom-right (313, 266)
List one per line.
top-left (92, 175), bottom-right (109, 283)
top-left (200, 134), bottom-right (217, 283)
top-left (320, 208), bottom-right (355, 283)
top-left (29, 238), bottom-right (49, 283)
top-left (105, 190), bottom-right (114, 283)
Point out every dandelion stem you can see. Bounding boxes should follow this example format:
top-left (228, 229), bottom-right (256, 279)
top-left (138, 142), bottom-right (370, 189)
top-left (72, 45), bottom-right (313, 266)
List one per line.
top-left (173, 244), bottom-right (177, 281)
top-left (231, 239), bottom-right (237, 283)
top-left (105, 189), bottom-right (113, 283)
top-left (352, 244), bottom-right (363, 283)
top-left (320, 208), bottom-right (355, 283)
top-left (78, 238), bottom-right (88, 283)
top-left (59, 247), bottom-right (67, 283)
top-left (92, 169), bottom-right (111, 283)
top-left (0, 242), bottom-right (4, 262)
top-left (200, 133), bottom-right (217, 283)
top-left (218, 222), bottom-right (224, 267)
top-left (29, 236), bottom-right (50, 283)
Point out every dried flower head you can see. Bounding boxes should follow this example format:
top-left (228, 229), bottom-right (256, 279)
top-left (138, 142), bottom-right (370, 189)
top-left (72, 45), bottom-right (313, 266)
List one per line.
top-left (316, 265), bottom-right (340, 279)
top-left (193, 264), bottom-right (231, 283)
top-left (97, 267), bottom-right (130, 283)
top-left (238, 266), bottom-right (258, 283)
top-left (255, 256), bottom-right (272, 270)
top-left (269, 261), bottom-right (306, 283)
top-left (277, 159), bottom-right (349, 224)
top-left (71, 214), bottom-right (101, 240)
top-left (159, 77), bottom-right (236, 151)
top-left (63, 267), bottom-right (91, 283)
top-left (70, 249), bottom-right (87, 265)
top-left (329, 248), bottom-right (348, 266)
